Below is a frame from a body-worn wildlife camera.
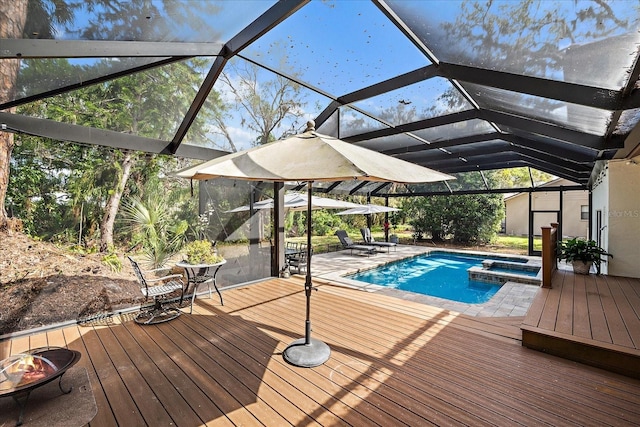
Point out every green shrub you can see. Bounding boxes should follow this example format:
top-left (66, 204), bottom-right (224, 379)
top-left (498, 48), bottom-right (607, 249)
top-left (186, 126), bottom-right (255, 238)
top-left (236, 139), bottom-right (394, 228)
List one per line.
top-left (183, 240), bottom-right (224, 264)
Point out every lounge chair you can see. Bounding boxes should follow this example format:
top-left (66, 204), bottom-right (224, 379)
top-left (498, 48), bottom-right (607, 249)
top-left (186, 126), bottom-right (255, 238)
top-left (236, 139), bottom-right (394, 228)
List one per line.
top-left (360, 227), bottom-right (397, 252)
top-left (335, 230), bottom-right (377, 256)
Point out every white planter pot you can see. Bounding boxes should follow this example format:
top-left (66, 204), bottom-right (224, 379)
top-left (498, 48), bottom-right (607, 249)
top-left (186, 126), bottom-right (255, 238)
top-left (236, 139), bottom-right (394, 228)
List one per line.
top-left (572, 260), bottom-right (593, 275)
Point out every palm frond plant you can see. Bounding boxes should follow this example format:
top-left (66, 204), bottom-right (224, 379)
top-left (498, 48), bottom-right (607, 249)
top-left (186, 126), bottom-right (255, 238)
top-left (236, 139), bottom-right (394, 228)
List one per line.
top-left (120, 195), bottom-right (188, 268)
top-left (557, 237), bottom-right (612, 275)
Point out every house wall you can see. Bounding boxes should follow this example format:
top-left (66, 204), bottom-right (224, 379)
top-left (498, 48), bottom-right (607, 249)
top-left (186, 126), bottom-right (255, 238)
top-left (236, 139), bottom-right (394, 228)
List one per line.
top-left (560, 190), bottom-right (589, 238)
top-left (605, 161), bottom-right (640, 278)
top-left (505, 194), bottom-right (529, 235)
top-left (591, 165), bottom-right (610, 275)
top-left (504, 179), bottom-right (588, 238)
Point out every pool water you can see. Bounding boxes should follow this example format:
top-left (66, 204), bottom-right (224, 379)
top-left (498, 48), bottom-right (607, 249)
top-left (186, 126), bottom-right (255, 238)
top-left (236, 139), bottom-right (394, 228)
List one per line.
top-left (346, 253), bottom-right (528, 304)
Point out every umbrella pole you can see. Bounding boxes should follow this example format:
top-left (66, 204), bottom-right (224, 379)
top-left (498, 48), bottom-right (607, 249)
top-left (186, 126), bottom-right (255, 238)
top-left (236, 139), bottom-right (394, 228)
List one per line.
top-left (305, 183), bottom-right (312, 344)
top-left (282, 182), bottom-right (331, 368)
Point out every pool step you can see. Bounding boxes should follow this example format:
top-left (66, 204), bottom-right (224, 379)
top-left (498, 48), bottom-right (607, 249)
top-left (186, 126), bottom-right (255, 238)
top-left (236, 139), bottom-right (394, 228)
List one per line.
top-left (468, 259), bottom-right (541, 286)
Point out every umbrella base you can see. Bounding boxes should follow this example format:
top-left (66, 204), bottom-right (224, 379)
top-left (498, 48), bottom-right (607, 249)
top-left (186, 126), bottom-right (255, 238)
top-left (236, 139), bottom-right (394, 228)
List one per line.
top-left (282, 338), bottom-right (331, 368)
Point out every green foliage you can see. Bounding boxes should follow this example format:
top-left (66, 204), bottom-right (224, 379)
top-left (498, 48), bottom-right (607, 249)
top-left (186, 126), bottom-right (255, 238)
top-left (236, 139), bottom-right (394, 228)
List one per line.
top-left (120, 195), bottom-right (188, 268)
top-left (183, 240), bottom-right (224, 265)
top-left (485, 168), bottom-right (554, 189)
top-left (292, 211), bottom-right (308, 237)
top-left (311, 210), bottom-right (341, 236)
top-left (403, 196), bottom-right (448, 241)
top-left (11, 55), bottom-right (222, 249)
top-left (403, 193), bottom-right (504, 244)
top-left (8, 134), bottom-right (82, 239)
top-left (557, 238), bottom-right (612, 269)
top-left (101, 251), bottom-right (123, 272)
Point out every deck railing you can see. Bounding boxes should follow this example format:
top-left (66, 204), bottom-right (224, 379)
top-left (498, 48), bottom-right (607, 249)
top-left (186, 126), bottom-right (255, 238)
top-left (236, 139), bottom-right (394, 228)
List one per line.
top-left (541, 222), bottom-right (559, 288)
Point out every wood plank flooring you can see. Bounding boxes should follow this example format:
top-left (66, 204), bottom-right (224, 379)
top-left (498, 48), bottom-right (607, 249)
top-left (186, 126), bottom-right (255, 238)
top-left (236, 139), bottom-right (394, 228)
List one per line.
top-left (522, 269), bottom-right (640, 378)
top-left (3, 277), bottom-right (640, 426)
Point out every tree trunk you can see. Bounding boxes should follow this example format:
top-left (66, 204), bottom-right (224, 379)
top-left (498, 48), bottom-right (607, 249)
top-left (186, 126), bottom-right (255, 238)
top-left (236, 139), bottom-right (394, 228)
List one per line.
top-left (0, 0), bottom-right (28, 230)
top-left (99, 151), bottom-right (134, 251)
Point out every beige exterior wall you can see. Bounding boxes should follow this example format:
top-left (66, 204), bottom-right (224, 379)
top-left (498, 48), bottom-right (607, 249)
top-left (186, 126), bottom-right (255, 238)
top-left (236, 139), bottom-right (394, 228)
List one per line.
top-left (504, 179), bottom-right (588, 237)
top-left (504, 193), bottom-right (529, 235)
top-left (560, 190), bottom-right (589, 238)
top-left (605, 161), bottom-right (640, 278)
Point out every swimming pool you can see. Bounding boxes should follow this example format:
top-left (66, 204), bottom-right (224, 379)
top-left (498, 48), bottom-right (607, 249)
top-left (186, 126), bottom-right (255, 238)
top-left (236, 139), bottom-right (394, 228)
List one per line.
top-left (346, 252), bottom-right (534, 304)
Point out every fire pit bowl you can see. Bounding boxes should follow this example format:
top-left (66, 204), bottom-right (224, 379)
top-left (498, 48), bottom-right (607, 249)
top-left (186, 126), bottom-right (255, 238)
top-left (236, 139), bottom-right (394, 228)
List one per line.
top-left (1, 347), bottom-right (81, 426)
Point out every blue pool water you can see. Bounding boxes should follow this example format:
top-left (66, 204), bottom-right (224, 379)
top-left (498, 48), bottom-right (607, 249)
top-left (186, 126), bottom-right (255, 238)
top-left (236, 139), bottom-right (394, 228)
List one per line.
top-left (346, 253), bottom-right (528, 304)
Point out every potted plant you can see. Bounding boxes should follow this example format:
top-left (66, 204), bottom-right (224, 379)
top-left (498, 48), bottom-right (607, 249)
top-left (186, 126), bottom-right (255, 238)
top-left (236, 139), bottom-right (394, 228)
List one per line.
top-left (183, 240), bottom-right (224, 265)
top-left (557, 237), bottom-right (612, 275)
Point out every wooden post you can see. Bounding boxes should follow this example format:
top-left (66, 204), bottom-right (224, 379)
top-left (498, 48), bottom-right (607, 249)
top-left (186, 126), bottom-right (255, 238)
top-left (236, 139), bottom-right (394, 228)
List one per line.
top-left (541, 223), bottom-right (559, 288)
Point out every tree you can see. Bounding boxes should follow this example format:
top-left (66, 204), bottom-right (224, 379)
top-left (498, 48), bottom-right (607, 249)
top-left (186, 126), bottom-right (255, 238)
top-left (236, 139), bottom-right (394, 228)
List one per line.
top-left (446, 194), bottom-right (504, 244)
top-left (1, 1), bottom-right (221, 247)
top-left (8, 55), bottom-right (220, 250)
top-left (403, 172), bottom-right (505, 244)
top-left (216, 60), bottom-right (306, 150)
top-left (0, 0), bottom-right (77, 230)
top-left (403, 196), bottom-right (449, 241)
top-left (0, 1), bottom-right (29, 230)
top-left (487, 167), bottom-right (554, 188)
top-left (404, 193), bottom-right (504, 244)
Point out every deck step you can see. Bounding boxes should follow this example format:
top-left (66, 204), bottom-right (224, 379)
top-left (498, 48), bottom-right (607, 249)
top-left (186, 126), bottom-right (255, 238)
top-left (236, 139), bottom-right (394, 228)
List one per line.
top-left (522, 324), bottom-right (640, 379)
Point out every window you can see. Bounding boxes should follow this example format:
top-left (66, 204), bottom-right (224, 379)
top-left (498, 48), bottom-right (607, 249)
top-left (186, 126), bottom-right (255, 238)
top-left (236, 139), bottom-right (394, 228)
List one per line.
top-left (581, 205), bottom-right (589, 220)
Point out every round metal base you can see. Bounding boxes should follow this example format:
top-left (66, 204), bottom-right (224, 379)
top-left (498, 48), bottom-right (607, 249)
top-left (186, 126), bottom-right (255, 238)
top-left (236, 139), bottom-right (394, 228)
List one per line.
top-left (134, 307), bottom-right (181, 325)
top-left (282, 338), bottom-right (331, 368)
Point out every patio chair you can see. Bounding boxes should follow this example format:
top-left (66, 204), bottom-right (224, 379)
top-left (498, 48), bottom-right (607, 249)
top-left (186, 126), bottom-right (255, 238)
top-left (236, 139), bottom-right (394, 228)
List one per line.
top-left (128, 256), bottom-right (185, 325)
top-left (360, 227), bottom-right (397, 252)
top-left (335, 230), bottom-right (377, 256)
top-left (288, 243), bottom-right (312, 274)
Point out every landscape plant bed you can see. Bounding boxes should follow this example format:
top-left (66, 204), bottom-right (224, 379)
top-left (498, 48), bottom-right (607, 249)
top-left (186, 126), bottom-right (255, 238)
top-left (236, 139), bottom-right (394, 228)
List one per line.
top-left (0, 231), bottom-right (142, 336)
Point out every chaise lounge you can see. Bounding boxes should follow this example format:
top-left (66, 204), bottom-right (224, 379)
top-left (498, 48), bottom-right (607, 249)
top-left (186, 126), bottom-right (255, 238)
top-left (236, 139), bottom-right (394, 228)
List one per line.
top-left (335, 230), bottom-right (377, 256)
top-left (360, 227), bottom-right (397, 252)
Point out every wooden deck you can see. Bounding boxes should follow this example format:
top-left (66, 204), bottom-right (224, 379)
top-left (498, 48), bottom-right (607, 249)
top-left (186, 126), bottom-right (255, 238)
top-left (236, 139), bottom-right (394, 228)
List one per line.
top-left (522, 268), bottom-right (640, 378)
top-left (3, 277), bottom-right (640, 426)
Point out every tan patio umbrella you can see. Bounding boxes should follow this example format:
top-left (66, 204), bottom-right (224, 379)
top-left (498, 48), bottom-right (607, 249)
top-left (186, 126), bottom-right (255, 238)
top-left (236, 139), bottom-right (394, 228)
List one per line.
top-left (335, 204), bottom-right (400, 215)
top-left (176, 121), bottom-right (453, 367)
top-left (225, 192), bottom-right (364, 213)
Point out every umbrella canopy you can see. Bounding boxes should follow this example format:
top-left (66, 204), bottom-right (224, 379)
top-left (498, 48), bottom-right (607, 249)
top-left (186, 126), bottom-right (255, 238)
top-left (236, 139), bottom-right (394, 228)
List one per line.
top-left (176, 121), bottom-right (453, 367)
top-left (175, 125), bottom-right (453, 184)
top-left (336, 204), bottom-right (400, 215)
top-left (226, 192), bottom-right (363, 213)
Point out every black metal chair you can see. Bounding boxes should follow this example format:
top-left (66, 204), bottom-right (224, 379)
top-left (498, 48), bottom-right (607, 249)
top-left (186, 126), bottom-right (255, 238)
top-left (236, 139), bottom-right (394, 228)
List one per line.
top-left (128, 256), bottom-right (185, 325)
top-left (288, 243), bottom-right (312, 274)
